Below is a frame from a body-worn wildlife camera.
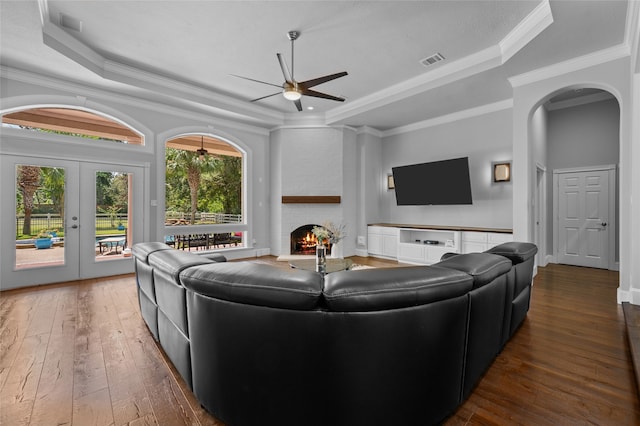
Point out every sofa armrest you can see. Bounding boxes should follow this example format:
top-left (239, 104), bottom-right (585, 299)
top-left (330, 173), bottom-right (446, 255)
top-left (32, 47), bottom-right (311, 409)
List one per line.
top-left (434, 253), bottom-right (512, 289)
top-left (485, 242), bottom-right (538, 265)
top-left (132, 242), bottom-right (173, 264)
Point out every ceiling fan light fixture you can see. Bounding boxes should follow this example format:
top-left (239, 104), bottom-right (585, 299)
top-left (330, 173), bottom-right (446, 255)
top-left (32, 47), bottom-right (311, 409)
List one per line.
top-left (283, 85), bottom-right (302, 101)
top-left (197, 136), bottom-right (208, 160)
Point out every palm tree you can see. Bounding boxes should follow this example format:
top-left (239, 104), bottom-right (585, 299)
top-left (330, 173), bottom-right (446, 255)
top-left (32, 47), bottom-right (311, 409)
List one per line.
top-left (210, 156), bottom-right (242, 215)
top-left (41, 166), bottom-right (65, 220)
top-left (166, 147), bottom-right (218, 224)
top-left (17, 165), bottom-right (41, 235)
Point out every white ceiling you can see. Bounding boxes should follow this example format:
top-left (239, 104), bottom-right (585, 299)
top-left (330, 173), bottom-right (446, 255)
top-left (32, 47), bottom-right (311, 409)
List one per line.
top-left (0, 1), bottom-right (633, 131)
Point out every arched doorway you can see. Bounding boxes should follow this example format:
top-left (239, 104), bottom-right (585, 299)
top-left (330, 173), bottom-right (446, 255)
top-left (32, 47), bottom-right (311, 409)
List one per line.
top-left (529, 87), bottom-right (620, 270)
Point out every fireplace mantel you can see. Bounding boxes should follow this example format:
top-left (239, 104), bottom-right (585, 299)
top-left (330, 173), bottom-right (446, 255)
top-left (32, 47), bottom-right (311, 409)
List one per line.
top-left (281, 196), bottom-right (341, 204)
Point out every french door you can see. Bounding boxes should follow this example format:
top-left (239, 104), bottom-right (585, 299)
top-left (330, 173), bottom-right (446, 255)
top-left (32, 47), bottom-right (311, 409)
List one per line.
top-left (0, 155), bottom-right (144, 289)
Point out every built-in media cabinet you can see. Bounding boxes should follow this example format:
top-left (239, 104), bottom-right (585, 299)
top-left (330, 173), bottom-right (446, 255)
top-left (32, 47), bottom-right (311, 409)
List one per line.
top-left (367, 224), bottom-right (513, 265)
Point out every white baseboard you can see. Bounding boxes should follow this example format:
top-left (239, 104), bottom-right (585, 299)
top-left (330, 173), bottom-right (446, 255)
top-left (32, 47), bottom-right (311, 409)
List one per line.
top-left (354, 249), bottom-right (369, 257)
top-left (618, 288), bottom-right (632, 304)
top-left (255, 248), bottom-right (271, 257)
top-left (618, 287), bottom-right (640, 305)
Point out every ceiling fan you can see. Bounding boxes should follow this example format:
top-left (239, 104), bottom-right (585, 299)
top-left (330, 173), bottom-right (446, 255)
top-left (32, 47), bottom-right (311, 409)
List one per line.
top-left (233, 31), bottom-right (348, 111)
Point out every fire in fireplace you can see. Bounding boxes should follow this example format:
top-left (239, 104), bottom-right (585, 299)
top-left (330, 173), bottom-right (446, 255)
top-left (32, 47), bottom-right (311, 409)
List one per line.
top-left (290, 224), bottom-right (332, 255)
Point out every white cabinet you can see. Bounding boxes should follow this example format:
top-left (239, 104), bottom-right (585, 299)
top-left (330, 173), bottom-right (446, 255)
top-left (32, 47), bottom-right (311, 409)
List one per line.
top-left (367, 226), bottom-right (398, 258)
top-left (462, 231), bottom-right (513, 253)
top-left (397, 228), bottom-right (460, 265)
top-left (368, 225), bottom-right (512, 263)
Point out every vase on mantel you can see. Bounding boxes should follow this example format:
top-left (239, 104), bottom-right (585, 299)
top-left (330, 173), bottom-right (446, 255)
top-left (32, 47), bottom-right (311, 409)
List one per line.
top-left (330, 241), bottom-right (343, 259)
top-left (316, 244), bottom-right (327, 274)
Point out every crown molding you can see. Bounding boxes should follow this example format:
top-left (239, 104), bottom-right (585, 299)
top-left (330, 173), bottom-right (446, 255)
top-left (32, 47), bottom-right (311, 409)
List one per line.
top-left (1, 66), bottom-right (271, 137)
top-left (326, 1), bottom-right (552, 125)
top-left (500, 0), bottom-right (553, 62)
top-left (626, 0), bottom-right (640, 73)
top-left (356, 126), bottom-right (383, 138)
top-left (545, 91), bottom-right (615, 111)
top-left (508, 43), bottom-right (631, 88)
top-left (381, 99), bottom-right (513, 138)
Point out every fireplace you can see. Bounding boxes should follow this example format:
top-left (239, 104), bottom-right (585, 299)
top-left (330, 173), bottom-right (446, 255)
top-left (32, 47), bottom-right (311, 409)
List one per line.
top-left (290, 225), bottom-right (332, 256)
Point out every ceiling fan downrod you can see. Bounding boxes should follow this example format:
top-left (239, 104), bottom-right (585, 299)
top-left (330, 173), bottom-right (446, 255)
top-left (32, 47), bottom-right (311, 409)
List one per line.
top-left (287, 30), bottom-right (299, 80)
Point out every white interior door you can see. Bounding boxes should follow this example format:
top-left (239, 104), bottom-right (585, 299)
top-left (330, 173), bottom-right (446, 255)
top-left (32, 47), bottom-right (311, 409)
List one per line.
top-left (0, 155), bottom-right (143, 289)
top-left (555, 168), bottom-right (611, 269)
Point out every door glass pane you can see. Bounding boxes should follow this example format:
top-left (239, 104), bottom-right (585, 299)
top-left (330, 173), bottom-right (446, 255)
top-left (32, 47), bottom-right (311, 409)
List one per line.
top-left (95, 171), bottom-right (131, 261)
top-left (15, 165), bottom-right (65, 269)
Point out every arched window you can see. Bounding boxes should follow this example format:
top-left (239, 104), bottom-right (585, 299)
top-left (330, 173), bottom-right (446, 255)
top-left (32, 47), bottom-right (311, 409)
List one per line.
top-left (164, 134), bottom-right (245, 251)
top-left (2, 107), bottom-right (144, 145)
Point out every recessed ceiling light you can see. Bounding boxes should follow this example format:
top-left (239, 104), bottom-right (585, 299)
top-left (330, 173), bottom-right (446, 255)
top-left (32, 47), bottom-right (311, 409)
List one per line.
top-left (307, 106), bottom-right (314, 110)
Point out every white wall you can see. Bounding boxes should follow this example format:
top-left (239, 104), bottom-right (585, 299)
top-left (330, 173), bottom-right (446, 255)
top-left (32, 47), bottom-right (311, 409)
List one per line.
top-left (355, 128), bottom-right (382, 254)
top-left (380, 108), bottom-right (513, 229)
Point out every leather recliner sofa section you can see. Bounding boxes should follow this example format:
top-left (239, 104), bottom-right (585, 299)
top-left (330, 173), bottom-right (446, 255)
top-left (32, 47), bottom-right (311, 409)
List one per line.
top-left (133, 241), bottom-right (537, 426)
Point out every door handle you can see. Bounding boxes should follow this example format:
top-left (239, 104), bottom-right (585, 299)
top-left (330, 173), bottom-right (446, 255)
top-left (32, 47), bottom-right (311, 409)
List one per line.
top-left (71, 224), bottom-right (78, 229)
top-left (601, 222), bottom-right (607, 227)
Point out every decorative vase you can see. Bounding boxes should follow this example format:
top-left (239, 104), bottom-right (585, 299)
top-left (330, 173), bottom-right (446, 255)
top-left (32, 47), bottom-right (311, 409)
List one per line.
top-left (35, 238), bottom-right (53, 249)
top-left (330, 241), bottom-right (343, 259)
top-left (316, 244), bottom-right (327, 274)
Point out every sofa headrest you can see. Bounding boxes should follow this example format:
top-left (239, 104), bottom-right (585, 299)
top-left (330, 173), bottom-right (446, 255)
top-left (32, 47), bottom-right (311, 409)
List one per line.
top-left (434, 253), bottom-right (512, 289)
top-left (485, 242), bottom-right (538, 264)
top-left (132, 242), bottom-right (172, 263)
top-left (180, 262), bottom-right (324, 310)
top-left (323, 266), bottom-right (473, 312)
top-left (148, 249), bottom-right (214, 281)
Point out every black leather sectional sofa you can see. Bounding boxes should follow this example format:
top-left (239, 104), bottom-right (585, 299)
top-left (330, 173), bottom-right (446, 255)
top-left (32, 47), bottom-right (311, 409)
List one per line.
top-left (133, 241), bottom-right (537, 426)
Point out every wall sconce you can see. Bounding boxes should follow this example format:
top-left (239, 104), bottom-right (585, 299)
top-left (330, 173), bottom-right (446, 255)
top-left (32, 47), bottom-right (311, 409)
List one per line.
top-left (387, 174), bottom-right (395, 190)
top-left (493, 162), bottom-right (511, 183)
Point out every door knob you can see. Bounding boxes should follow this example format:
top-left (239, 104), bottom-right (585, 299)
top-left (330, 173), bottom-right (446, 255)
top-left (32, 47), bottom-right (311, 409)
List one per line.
top-left (601, 222), bottom-right (607, 227)
top-left (71, 224), bottom-right (78, 229)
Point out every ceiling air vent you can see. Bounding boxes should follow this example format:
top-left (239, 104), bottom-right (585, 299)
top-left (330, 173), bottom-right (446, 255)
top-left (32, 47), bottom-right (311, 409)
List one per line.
top-left (420, 53), bottom-right (445, 68)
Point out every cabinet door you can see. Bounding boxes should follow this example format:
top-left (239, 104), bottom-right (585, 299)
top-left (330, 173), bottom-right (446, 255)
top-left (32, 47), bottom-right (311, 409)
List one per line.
top-left (398, 244), bottom-right (424, 263)
top-left (462, 241), bottom-right (487, 254)
top-left (462, 231), bottom-right (488, 243)
top-left (382, 235), bottom-right (398, 257)
top-left (487, 233), bottom-right (513, 249)
top-left (368, 233), bottom-right (383, 255)
top-left (426, 246), bottom-right (450, 264)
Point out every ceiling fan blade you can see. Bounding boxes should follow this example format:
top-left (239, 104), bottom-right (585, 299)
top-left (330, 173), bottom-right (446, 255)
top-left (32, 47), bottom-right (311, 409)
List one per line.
top-left (294, 99), bottom-right (303, 111)
top-left (301, 89), bottom-right (345, 102)
top-left (250, 92), bottom-right (282, 102)
top-left (299, 72), bottom-right (348, 89)
top-left (277, 53), bottom-right (293, 83)
top-left (231, 74), bottom-right (283, 89)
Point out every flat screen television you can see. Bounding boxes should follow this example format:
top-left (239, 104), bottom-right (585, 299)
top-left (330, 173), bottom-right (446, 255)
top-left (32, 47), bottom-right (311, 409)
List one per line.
top-left (392, 157), bottom-right (473, 205)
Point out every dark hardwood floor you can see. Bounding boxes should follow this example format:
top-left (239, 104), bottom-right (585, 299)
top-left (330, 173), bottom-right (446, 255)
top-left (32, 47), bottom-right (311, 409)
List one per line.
top-left (1, 257), bottom-right (638, 425)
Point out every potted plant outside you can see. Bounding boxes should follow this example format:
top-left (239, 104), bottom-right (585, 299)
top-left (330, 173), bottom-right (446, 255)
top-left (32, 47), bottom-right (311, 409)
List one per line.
top-left (35, 230), bottom-right (53, 249)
